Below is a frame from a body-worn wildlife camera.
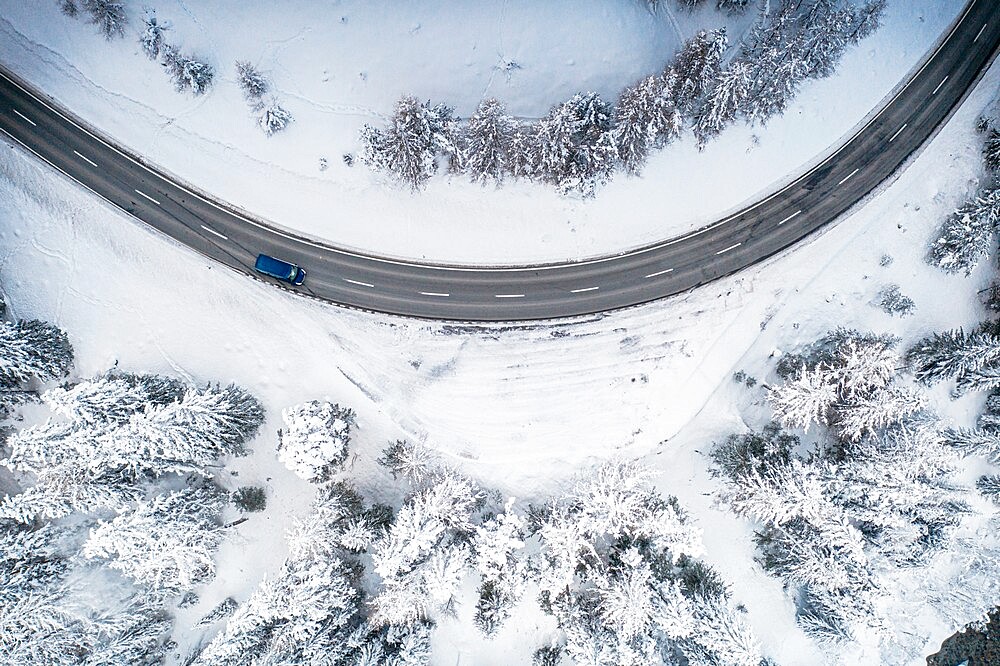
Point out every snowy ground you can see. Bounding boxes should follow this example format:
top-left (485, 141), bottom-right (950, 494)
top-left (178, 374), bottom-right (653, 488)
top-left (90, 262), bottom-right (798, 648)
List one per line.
top-left (0, 0), bottom-right (963, 264)
top-left (1, 39), bottom-right (998, 663)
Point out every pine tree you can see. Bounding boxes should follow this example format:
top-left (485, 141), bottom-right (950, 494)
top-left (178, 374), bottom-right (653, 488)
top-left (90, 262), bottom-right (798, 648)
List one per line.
top-left (258, 102), bottom-right (293, 136)
top-left (984, 130), bottom-right (1000, 172)
top-left (359, 96), bottom-right (458, 190)
top-left (161, 46), bottom-right (215, 95)
top-left (905, 328), bottom-right (1000, 385)
top-left (693, 59), bottom-right (753, 146)
top-left (0, 319), bottom-right (74, 387)
top-left (613, 74), bottom-right (682, 174)
top-left (717, 0), bottom-right (752, 12)
top-left (139, 14), bottom-right (167, 60)
top-left (769, 364), bottom-right (838, 433)
top-left (235, 61), bottom-right (268, 102)
top-left (461, 98), bottom-right (519, 184)
top-left (977, 474), bottom-right (1000, 503)
top-left (928, 188), bottom-right (1000, 275)
top-left (43, 371), bottom-right (185, 425)
top-left (82, 485), bottom-right (228, 593)
top-left (81, 0), bottom-right (127, 40)
top-left (532, 92), bottom-right (617, 196)
top-left (278, 400), bottom-right (355, 483)
top-left (672, 29), bottom-right (728, 114)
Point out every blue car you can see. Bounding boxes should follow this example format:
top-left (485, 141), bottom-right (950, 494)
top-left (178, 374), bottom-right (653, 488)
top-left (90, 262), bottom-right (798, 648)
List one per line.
top-left (254, 254), bottom-right (306, 285)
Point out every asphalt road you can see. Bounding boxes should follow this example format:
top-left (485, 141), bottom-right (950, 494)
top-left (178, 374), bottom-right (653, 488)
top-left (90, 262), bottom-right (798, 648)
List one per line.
top-left (1, 0), bottom-right (998, 322)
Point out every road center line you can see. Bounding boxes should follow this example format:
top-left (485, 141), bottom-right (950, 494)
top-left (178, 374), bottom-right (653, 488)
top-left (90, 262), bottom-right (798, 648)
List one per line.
top-left (715, 242), bottom-right (742, 256)
top-left (12, 108), bottom-right (35, 126)
top-left (134, 188), bottom-right (161, 205)
top-left (570, 286), bottom-right (599, 293)
top-left (837, 168), bottom-right (859, 186)
top-left (72, 150), bottom-right (98, 167)
top-left (644, 268), bottom-right (674, 278)
top-left (975, 23), bottom-right (987, 43)
top-left (199, 224), bottom-right (228, 241)
top-left (344, 278), bottom-right (374, 288)
top-left (778, 210), bottom-right (802, 225)
top-left (888, 123), bottom-right (907, 142)
top-left (495, 294), bottom-right (525, 299)
top-left (932, 75), bottom-right (949, 95)
top-left (420, 291), bottom-right (449, 297)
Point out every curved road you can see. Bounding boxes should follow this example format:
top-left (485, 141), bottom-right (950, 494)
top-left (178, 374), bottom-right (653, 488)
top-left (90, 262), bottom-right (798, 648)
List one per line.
top-left (0, 0), bottom-right (998, 322)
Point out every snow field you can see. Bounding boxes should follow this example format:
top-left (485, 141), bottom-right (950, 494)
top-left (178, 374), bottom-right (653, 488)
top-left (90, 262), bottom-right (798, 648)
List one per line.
top-left (0, 0), bottom-right (962, 263)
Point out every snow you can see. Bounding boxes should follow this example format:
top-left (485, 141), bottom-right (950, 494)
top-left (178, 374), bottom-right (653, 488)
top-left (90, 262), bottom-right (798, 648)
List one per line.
top-left (0, 2), bottom-right (998, 664)
top-left (0, 0), bottom-right (963, 263)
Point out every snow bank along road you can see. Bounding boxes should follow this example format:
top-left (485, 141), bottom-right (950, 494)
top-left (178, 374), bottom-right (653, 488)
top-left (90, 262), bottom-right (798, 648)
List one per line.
top-left (0, 0), bottom-right (998, 322)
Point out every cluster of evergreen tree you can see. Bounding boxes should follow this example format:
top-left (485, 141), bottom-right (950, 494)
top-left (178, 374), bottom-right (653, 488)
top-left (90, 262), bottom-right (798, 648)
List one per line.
top-left (202, 436), bottom-right (764, 665)
top-left (927, 97), bottom-right (1000, 274)
top-left (714, 330), bottom-right (979, 648)
top-left (235, 61), bottom-right (293, 136)
top-left (0, 299), bottom-right (269, 663)
top-left (361, 0), bottom-right (885, 194)
top-left (59, 0), bottom-right (127, 40)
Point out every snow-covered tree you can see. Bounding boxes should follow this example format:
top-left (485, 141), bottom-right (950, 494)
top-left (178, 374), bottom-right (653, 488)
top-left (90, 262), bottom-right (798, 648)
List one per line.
top-left (58, 0), bottom-right (79, 17)
top-left (370, 471), bottom-right (481, 626)
top-left (258, 101), bottom-right (292, 136)
top-left (82, 485), bottom-right (228, 594)
top-left (0, 319), bottom-right (73, 388)
top-left (277, 400), bottom-right (355, 483)
top-left (984, 129), bottom-right (1000, 172)
top-left (43, 371), bottom-right (185, 425)
top-left (693, 59), bottom-right (753, 146)
top-left (978, 474), bottom-right (1000, 503)
top-left (613, 74), bottom-right (682, 174)
top-left (927, 188), bottom-right (1000, 275)
top-left (377, 439), bottom-right (438, 484)
top-left (472, 499), bottom-right (527, 634)
top-left (672, 29), bottom-right (728, 114)
top-left (769, 364), bottom-right (838, 433)
top-left (81, 0), bottom-right (127, 40)
top-left (139, 14), bottom-right (167, 60)
top-left (461, 98), bottom-right (520, 184)
top-left (235, 60), bottom-right (268, 102)
top-left (532, 92), bottom-right (618, 196)
top-left (161, 45), bottom-right (215, 95)
top-left (359, 96), bottom-right (458, 190)
top-left (906, 327), bottom-right (1000, 386)
top-left (717, 0), bottom-right (752, 12)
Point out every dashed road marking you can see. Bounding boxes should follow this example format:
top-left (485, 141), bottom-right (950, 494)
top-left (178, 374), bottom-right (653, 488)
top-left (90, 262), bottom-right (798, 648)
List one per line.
top-left (200, 224), bottom-right (228, 241)
top-left (344, 278), bottom-right (374, 288)
top-left (932, 75), bottom-right (949, 95)
top-left (975, 23), bottom-right (987, 43)
top-left (778, 210), bottom-right (802, 225)
top-left (889, 123), bottom-right (907, 142)
top-left (12, 108), bottom-right (35, 126)
top-left (837, 168), bottom-right (859, 186)
top-left (72, 150), bottom-right (98, 167)
top-left (570, 286), bottom-right (599, 293)
top-left (134, 188), bottom-right (161, 205)
top-left (495, 293), bottom-right (525, 298)
top-left (644, 268), bottom-right (674, 278)
top-left (420, 291), bottom-right (450, 297)
top-left (716, 242), bottom-right (742, 255)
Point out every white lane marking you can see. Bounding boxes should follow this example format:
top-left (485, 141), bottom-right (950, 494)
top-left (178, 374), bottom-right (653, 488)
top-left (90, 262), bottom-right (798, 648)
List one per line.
top-left (0, 0), bottom-right (980, 277)
top-left (72, 149), bottom-right (98, 167)
top-left (12, 108), bottom-right (35, 126)
top-left (888, 123), bottom-right (907, 142)
top-left (495, 293), bottom-right (525, 298)
top-left (200, 224), bottom-right (228, 241)
top-left (932, 75), bottom-right (949, 95)
top-left (837, 168), bottom-right (859, 186)
top-left (344, 278), bottom-right (374, 288)
top-left (420, 291), bottom-right (450, 297)
top-left (716, 242), bottom-right (742, 255)
top-left (778, 210), bottom-right (802, 225)
top-left (975, 23), bottom-right (987, 43)
top-left (570, 286), bottom-right (599, 293)
top-left (134, 188), bottom-right (161, 205)
top-left (644, 268), bottom-right (674, 278)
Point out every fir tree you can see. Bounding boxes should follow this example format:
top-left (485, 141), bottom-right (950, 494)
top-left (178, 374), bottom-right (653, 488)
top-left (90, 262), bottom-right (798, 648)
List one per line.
top-left (532, 92), bottom-right (617, 196)
top-left (359, 96), bottom-right (458, 190)
top-left (693, 59), bottom-right (753, 146)
top-left (0, 319), bottom-right (74, 387)
top-left (984, 130), bottom-right (1000, 172)
top-left (277, 400), bottom-right (355, 483)
top-left (905, 328), bottom-right (1000, 385)
top-left (235, 61), bottom-right (269, 102)
top-left (81, 0), bottom-right (127, 40)
top-left (672, 29), bottom-right (728, 114)
top-left (258, 102), bottom-right (293, 136)
top-left (139, 14), bottom-right (167, 60)
top-left (977, 474), bottom-right (1000, 503)
top-left (928, 188), bottom-right (1000, 275)
top-left (461, 98), bottom-right (519, 184)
